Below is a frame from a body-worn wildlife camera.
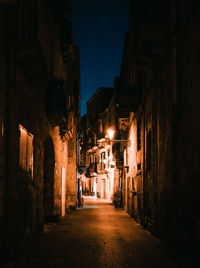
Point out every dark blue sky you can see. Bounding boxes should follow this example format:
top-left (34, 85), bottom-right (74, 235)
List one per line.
top-left (70, 0), bottom-right (129, 116)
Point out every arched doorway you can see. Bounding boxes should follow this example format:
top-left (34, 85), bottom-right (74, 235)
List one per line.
top-left (43, 136), bottom-right (55, 221)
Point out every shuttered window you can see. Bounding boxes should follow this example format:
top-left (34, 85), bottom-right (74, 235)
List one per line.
top-left (19, 124), bottom-right (33, 178)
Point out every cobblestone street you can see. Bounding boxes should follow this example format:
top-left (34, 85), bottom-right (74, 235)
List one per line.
top-left (8, 199), bottom-right (190, 268)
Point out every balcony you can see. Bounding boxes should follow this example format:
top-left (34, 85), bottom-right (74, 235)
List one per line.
top-left (77, 157), bottom-right (86, 175)
top-left (115, 152), bottom-right (124, 170)
top-left (117, 86), bottom-right (140, 112)
top-left (86, 162), bottom-right (97, 177)
top-left (46, 78), bottom-right (66, 112)
top-left (46, 78), bottom-right (73, 140)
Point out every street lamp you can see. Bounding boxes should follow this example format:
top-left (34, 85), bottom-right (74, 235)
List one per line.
top-left (106, 128), bottom-right (130, 146)
top-left (106, 128), bottom-right (115, 140)
top-left (97, 128), bottom-right (130, 147)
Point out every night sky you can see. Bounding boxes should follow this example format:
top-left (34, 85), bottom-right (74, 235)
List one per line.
top-left (70, 0), bottom-right (129, 116)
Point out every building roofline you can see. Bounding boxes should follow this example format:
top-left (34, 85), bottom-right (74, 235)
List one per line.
top-left (87, 87), bottom-right (113, 105)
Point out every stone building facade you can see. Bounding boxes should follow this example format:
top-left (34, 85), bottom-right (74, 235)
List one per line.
top-left (120, 0), bottom-right (200, 260)
top-left (79, 84), bottom-right (131, 204)
top-left (0, 0), bottom-right (79, 263)
top-left (79, 88), bottom-right (115, 200)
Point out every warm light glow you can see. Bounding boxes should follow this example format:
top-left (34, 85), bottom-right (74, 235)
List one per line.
top-left (19, 124), bottom-right (34, 178)
top-left (107, 129), bottom-right (115, 140)
top-left (111, 160), bottom-right (115, 166)
top-left (1, 123), bottom-right (3, 137)
top-left (19, 124), bottom-right (27, 133)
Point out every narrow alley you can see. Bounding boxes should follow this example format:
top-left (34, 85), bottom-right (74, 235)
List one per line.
top-left (1, 1), bottom-right (200, 266)
top-left (11, 199), bottom-right (189, 268)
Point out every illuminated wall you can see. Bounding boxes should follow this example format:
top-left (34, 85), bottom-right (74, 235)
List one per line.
top-left (0, 0), bottom-right (80, 262)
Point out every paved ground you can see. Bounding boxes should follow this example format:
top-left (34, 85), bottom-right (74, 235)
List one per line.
top-left (10, 199), bottom-right (190, 268)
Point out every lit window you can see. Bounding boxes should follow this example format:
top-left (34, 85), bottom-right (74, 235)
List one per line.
top-left (19, 124), bottom-right (33, 178)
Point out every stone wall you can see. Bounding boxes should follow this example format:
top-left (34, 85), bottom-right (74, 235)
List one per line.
top-left (120, 0), bottom-right (200, 260)
top-left (173, 6), bottom-right (200, 256)
top-left (0, 0), bottom-right (79, 264)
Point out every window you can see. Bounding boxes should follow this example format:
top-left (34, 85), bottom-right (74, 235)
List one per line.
top-left (107, 150), bottom-right (110, 167)
top-left (94, 156), bottom-right (97, 172)
top-left (137, 163), bottom-right (141, 171)
top-left (100, 152), bottom-right (106, 170)
top-left (137, 119), bottom-right (141, 151)
top-left (19, 125), bottom-right (33, 178)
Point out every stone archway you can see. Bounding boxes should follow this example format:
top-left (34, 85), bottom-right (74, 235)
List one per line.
top-left (43, 136), bottom-right (55, 221)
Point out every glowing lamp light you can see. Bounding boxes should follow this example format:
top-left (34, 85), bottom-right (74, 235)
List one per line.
top-left (107, 129), bottom-right (115, 140)
top-left (111, 161), bottom-right (115, 166)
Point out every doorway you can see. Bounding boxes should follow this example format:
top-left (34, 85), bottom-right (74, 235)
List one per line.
top-left (102, 179), bottom-right (106, 199)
